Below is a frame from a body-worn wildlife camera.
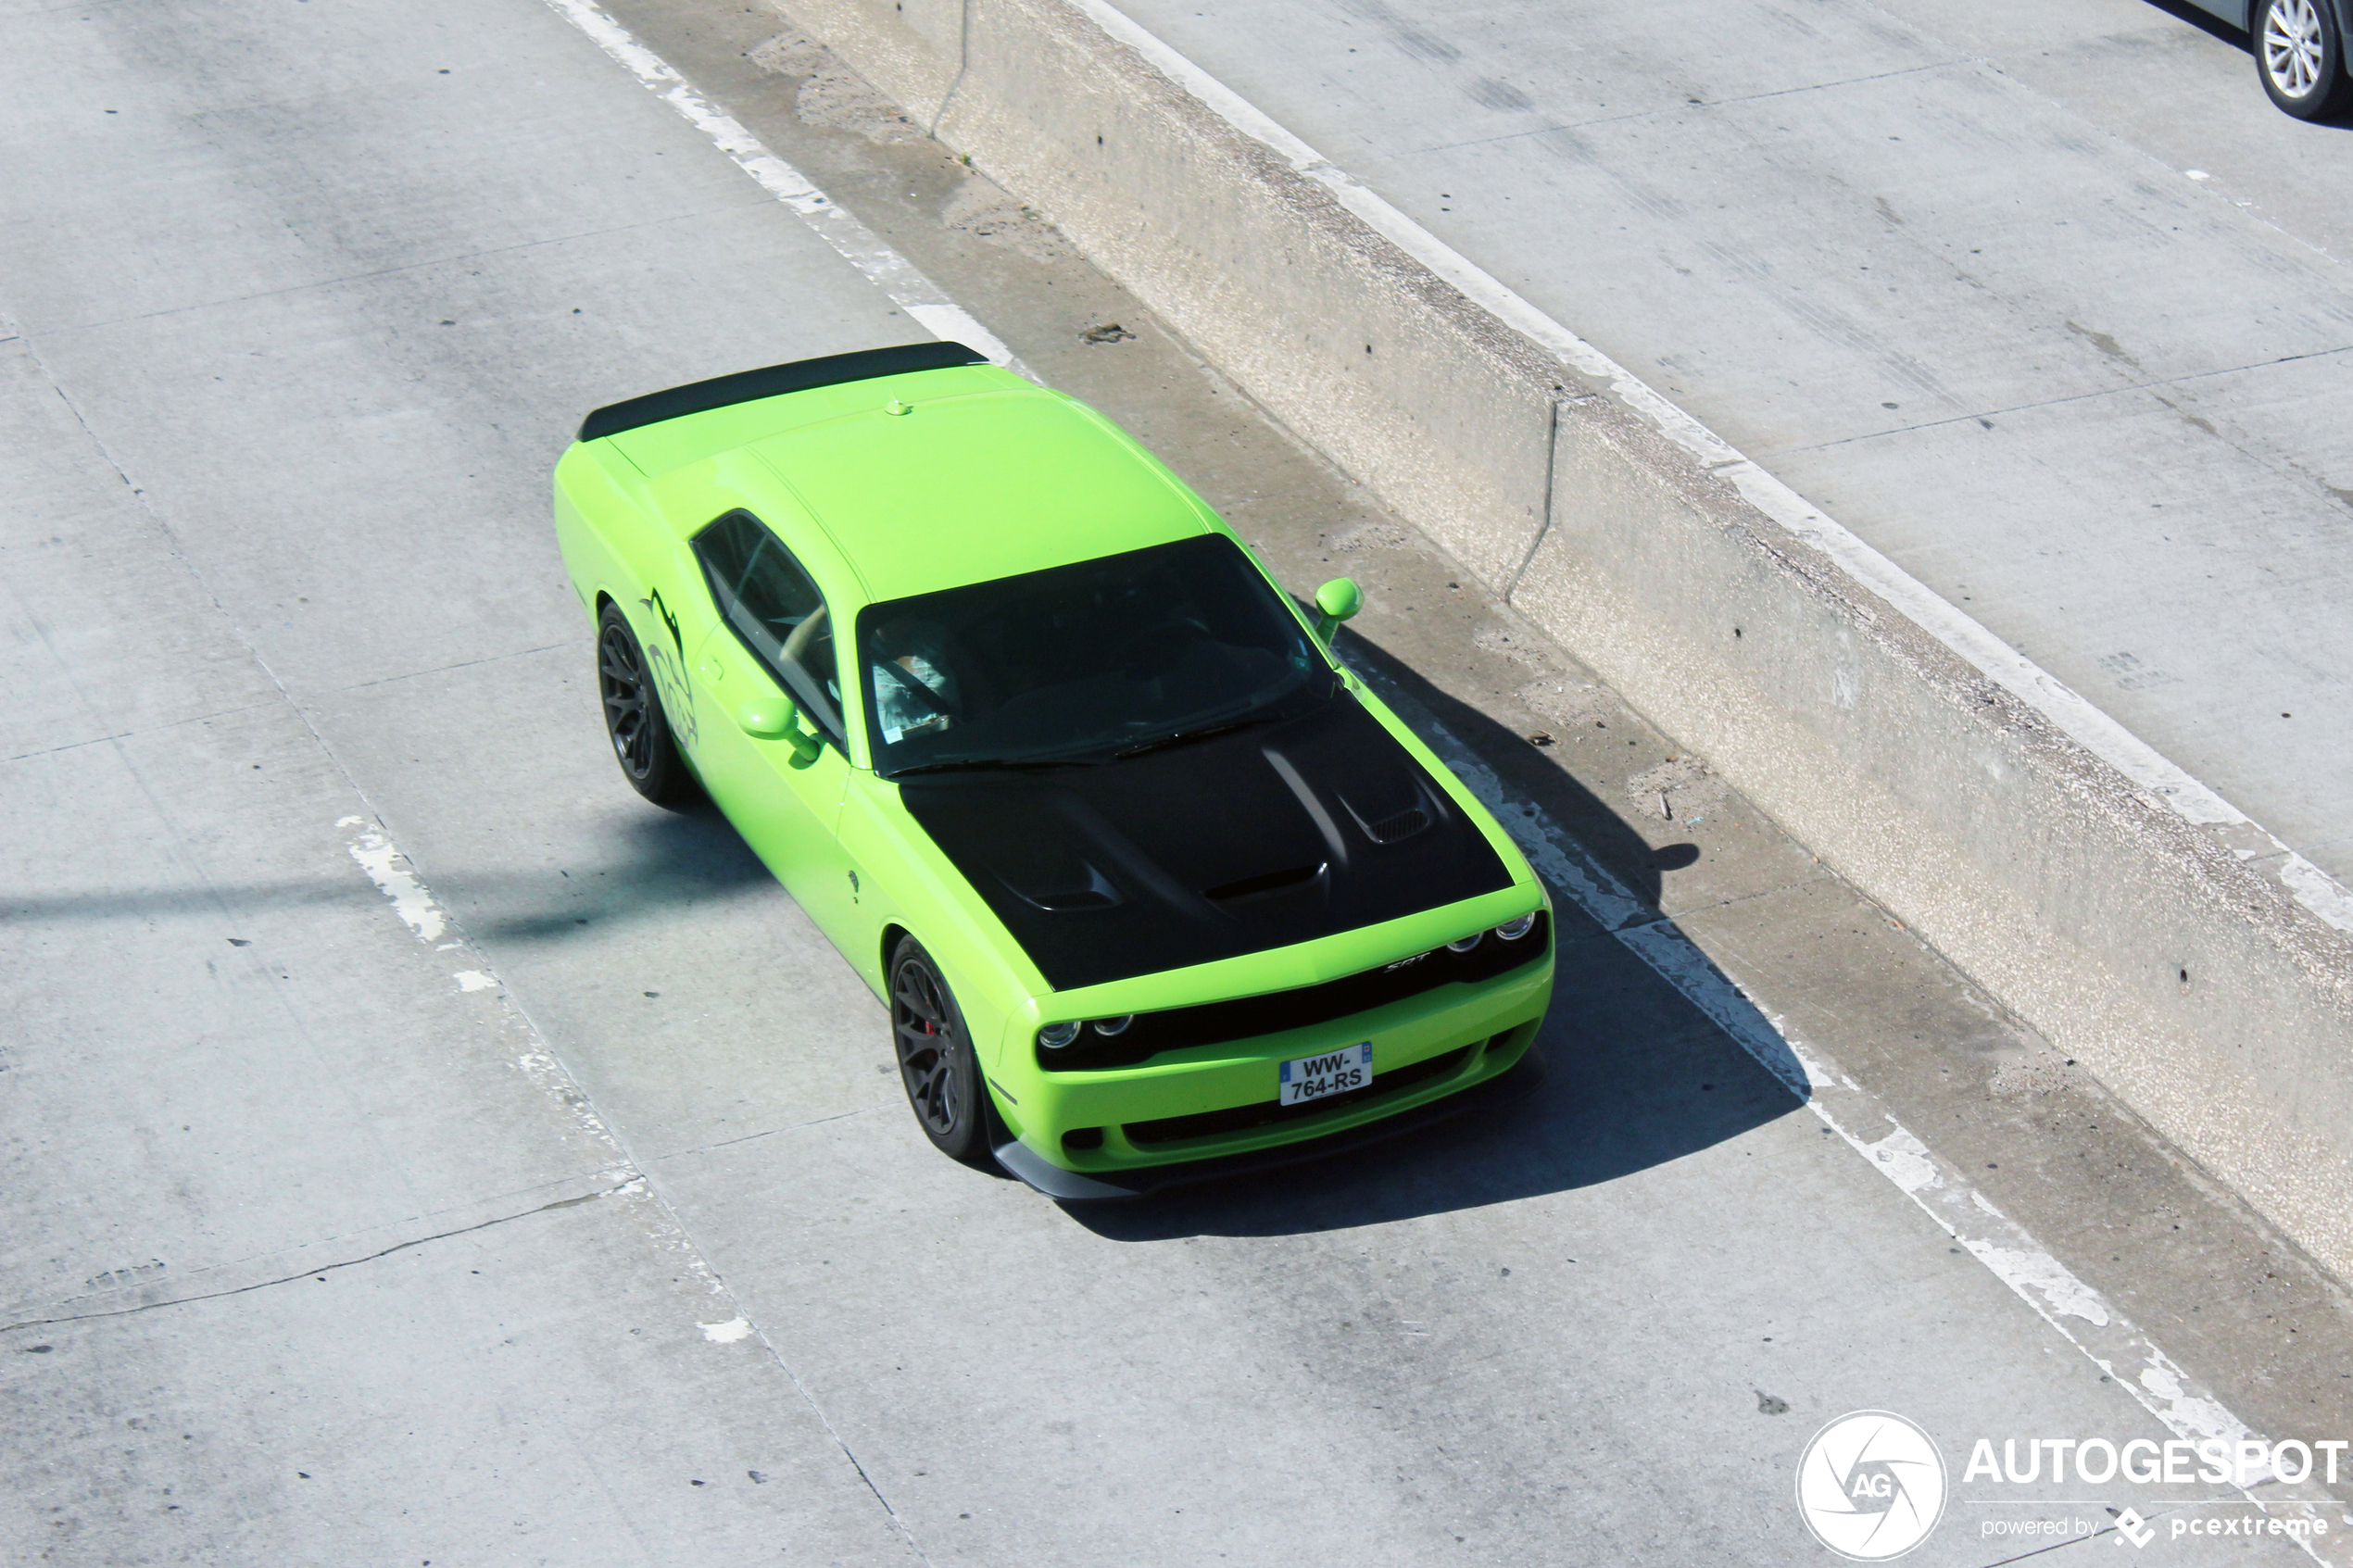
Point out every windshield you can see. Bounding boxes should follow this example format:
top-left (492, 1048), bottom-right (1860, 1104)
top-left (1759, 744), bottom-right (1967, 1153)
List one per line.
top-left (858, 533), bottom-right (1334, 775)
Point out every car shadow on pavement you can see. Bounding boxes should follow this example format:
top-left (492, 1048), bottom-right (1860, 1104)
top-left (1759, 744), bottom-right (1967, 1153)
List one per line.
top-left (2142, 0), bottom-right (2253, 50)
top-left (1342, 630), bottom-right (1680, 913)
top-left (1068, 636), bottom-right (1812, 1242)
top-left (1063, 921), bottom-right (1806, 1241)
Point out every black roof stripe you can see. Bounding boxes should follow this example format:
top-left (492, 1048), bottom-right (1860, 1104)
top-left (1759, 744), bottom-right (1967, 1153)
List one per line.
top-left (576, 341), bottom-right (988, 444)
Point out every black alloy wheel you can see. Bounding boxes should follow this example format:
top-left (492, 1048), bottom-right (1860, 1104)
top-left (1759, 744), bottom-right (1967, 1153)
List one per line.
top-left (2257, 0), bottom-right (2352, 119)
top-left (596, 602), bottom-right (697, 806)
top-left (890, 936), bottom-right (991, 1165)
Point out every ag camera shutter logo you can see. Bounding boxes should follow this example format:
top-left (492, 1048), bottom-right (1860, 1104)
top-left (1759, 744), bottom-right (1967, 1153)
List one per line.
top-left (1795, 1411), bottom-right (1948, 1560)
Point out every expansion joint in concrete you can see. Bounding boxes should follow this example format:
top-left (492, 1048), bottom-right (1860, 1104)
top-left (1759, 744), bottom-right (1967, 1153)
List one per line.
top-left (333, 639), bottom-right (581, 696)
top-left (928, 0), bottom-right (974, 138)
top-left (644, 1105), bottom-right (885, 1163)
top-left (1503, 395), bottom-right (1567, 602)
top-left (0, 1175), bottom-right (645, 1337)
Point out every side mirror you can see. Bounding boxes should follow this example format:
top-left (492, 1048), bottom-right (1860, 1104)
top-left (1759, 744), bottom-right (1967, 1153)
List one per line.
top-left (1312, 577), bottom-right (1363, 641)
top-left (735, 696), bottom-right (798, 739)
top-left (736, 696), bottom-right (824, 767)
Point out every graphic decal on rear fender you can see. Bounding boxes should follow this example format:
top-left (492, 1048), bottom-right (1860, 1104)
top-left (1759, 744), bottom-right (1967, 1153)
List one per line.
top-left (643, 587), bottom-right (698, 749)
top-left (648, 585), bottom-right (685, 659)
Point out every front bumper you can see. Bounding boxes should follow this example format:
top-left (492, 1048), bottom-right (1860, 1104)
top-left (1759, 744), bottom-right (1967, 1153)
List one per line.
top-left (999, 938), bottom-right (1549, 1139)
top-left (992, 1044), bottom-right (1546, 1199)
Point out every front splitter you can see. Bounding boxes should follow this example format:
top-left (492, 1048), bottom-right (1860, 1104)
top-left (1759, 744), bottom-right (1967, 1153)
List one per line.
top-left (991, 1050), bottom-right (1546, 1200)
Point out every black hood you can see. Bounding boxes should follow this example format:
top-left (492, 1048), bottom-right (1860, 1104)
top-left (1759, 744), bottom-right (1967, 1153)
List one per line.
top-left (897, 694), bottom-right (1514, 991)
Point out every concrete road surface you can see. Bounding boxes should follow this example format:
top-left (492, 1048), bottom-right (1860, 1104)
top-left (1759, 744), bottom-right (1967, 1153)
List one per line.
top-left (1110, 0), bottom-right (2353, 889)
top-left (2, 0), bottom-right (2347, 1562)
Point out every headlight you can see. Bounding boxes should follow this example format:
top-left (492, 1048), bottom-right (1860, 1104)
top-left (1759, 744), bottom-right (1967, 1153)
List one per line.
top-left (1093, 1015), bottom-right (1134, 1036)
top-left (1495, 912), bottom-right (1537, 941)
top-left (1037, 1021), bottom-right (1080, 1049)
top-left (1446, 932), bottom-right (1483, 953)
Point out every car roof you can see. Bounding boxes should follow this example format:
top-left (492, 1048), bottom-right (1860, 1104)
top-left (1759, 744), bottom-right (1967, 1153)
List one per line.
top-left (599, 361), bottom-right (1215, 605)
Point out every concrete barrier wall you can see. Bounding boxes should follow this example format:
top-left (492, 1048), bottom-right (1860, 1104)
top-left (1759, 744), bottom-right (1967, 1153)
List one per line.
top-left (1517, 418), bottom-right (2353, 1272)
top-left (771, 0), bottom-right (2353, 1278)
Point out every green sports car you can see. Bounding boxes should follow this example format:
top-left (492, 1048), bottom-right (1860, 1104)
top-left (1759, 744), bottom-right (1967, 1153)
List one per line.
top-left (552, 342), bottom-right (1554, 1197)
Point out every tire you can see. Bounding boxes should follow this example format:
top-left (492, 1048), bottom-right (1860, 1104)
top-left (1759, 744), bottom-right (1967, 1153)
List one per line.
top-left (2257, 0), bottom-right (2352, 120)
top-left (596, 602), bottom-right (698, 806)
top-left (889, 936), bottom-right (993, 1166)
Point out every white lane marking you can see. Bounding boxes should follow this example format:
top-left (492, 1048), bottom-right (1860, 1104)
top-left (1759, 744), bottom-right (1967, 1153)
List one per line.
top-left (540, 0), bottom-right (1021, 374)
top-left (1380, 692), bottom-right (2342, 1560)
top-left (334, 817), bottom-right (778, 1336)
top-left (2280, 856), bottom-right (2353, 931)
top-left (1073, 0), bottom-right (2352, 935)
top-left (333, 807), bottom-right (937, 1554)
top-left (341, 815), bottom-right (448, 944)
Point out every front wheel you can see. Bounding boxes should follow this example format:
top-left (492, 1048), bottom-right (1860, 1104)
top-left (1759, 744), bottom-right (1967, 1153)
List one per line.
top-left (2258, 0), bottom-right (2351, 120)
top-left (889, 936), bottom-right (992, 1166)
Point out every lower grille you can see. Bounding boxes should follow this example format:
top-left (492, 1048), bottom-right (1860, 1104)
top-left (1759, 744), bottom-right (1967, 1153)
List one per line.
top-left (1039, 909), bottom-right (1551, 1071)
top-left (1125, 1042), bottom-right (1478, 1148)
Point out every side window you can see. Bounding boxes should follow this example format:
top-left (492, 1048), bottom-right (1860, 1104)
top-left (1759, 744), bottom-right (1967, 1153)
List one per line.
top-left (691, 510), bottom-right (846, 745)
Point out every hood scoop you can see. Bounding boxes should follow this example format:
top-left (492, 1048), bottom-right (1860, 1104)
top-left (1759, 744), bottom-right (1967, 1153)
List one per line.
top-left (1202, 861), bottom-right (1327, 905)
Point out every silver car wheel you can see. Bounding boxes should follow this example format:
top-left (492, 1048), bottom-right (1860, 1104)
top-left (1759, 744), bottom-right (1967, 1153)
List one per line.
top-left (2265, 0), bottom-right (2325, 100)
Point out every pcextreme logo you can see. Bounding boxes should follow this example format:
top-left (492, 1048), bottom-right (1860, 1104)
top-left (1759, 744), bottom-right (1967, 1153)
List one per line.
top-left (1795, 1411), bottom-right (1949, 1562)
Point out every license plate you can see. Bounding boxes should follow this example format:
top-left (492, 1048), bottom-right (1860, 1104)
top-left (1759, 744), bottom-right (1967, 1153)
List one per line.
top-left (1278, 1042), bottom-right (1373, 1107)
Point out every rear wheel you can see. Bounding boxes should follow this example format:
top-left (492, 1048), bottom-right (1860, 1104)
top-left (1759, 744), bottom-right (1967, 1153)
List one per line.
top-left (889, 936), bottom-right (992, 1166)
top-left (596, 603), bottom-right (697, 806)
top-left (2258, 0), bottom-right (2351, 119)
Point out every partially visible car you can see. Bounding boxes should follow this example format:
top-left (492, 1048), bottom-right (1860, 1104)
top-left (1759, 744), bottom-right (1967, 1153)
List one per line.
top-left (2184, 0), bottom-right (2353, 119)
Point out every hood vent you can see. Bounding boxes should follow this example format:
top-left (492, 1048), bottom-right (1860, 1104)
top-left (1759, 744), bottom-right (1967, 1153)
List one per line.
top-left (1340, 777), bottom-right (1441, 846)
top-left (1202, 862), bottom-right (1326, 904)
top-left (1361, 805), bottom-right (1431, 844)
top-left (999, 859), bottom-right (1123, 912)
